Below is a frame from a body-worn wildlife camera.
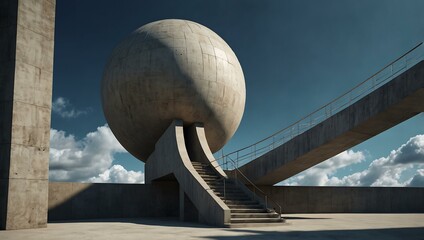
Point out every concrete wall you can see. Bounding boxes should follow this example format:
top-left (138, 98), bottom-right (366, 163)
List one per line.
top-left (48, 182), bottom-right (179, 221)
top-left (261, 186), bottom-right (424, 213)
top-left (48, 183), bottom-right (424, 221)
top-left (0, 0), bottom-right (55, 230)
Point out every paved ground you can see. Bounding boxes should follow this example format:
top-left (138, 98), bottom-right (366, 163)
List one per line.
top-left (1, 214), bottom-right (423, 240)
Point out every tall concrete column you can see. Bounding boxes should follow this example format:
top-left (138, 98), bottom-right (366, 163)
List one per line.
top-left (0, 0), bottom-right (55, 230)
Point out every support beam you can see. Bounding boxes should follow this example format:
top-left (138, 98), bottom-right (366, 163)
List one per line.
top-left (0, 0), bottom-right (55, 230)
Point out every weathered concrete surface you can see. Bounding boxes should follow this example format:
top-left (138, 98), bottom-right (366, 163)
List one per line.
top-left (237, 61), bottom-right (424, 185)
top-left (261, 186), bottom-right (424, 213)
top-left (1, 214), bottom-right (424, 240)
top-left (145, 120), bottom-right (231, 226)
top-left (184, 124), bottom-right (228, 178)
top-left (102, 19), bottom-right (246, 161)
top-left (47, 183), bottom-right (424, 221)
top-left (48, 182), bottom-right (179, 221)
top-left (0, 0), bottom-right (55, 230)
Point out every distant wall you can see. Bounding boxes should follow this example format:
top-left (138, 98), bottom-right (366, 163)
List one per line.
top-left (261, 186), bottom-right (424, 213)
top-left (48, 183), bottom-right (424, 221)
top-left (48, 182), bottom-right (179, 221)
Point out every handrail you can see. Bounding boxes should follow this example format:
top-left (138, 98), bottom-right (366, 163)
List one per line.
top-left (218, 155), bottom-right (282, 216)
top-left (216, 41), bottom-right (424, 169)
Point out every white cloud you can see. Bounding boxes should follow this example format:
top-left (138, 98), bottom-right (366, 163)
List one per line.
top-left (52, 97), bottom-right (88, 118)
top-left (49, 125), bottom-right (138, 182)
top-left (407, 169), bottom-right (424, 187)
top-left (88, 165), bottom-right (144, 183)
top-left (280, 150), bottom-right (366, 186)
top-left (280, 134), bottom-right (424, 187)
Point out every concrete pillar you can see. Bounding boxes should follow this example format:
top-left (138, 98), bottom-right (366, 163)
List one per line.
top-left (0, 0), bottom-right (55, 230)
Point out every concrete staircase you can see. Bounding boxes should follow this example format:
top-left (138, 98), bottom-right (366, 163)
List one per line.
top-left (191, 161), bottom-right (283, 226)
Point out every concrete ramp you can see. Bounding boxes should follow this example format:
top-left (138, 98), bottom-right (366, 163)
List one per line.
top-left (235, 60), bottom-right (424, 185)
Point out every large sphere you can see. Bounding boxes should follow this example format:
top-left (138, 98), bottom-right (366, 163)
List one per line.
top-left (101, 19), bottom-right (246, 161)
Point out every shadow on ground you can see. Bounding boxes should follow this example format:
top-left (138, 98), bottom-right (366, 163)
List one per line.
top-left (282, 216), bottom-right (331, 220)
top-left (200, 227), bottom-right (424, 240)
top-left (49, 217), bottom-right (214, 228)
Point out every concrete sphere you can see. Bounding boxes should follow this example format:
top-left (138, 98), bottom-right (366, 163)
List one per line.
top-left (101, 19), bottom-right (246, 161)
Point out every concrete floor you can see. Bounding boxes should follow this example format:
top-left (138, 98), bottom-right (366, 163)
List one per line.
top-left (0, 214), bottom-right (423, 240)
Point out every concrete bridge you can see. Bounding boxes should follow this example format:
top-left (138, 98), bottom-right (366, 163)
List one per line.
top-left (234, 60), bottom-right (424, 185)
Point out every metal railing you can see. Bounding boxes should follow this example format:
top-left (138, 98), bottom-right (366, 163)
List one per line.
top-left (216, 42), bottom-right (424, 169)
top-left (217, 155), bottom-right (282, 216)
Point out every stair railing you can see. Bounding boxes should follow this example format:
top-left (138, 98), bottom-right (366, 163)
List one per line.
top-left (215, 155), bottom-right (282, 217)
top-left (223, 177), bottom-right (226, 203)
top-left (216, 42), bottom-right (424, 169)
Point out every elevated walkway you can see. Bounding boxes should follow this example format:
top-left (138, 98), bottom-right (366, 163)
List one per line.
top-left (222, 45), bottom-right (424, 185)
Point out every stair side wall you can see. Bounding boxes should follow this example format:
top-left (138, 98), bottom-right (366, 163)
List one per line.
top-left (145, 120), bottom-right (231, 226)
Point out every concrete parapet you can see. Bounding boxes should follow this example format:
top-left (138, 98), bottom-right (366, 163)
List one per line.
top-left (261, 186), bottom-right (424, 213)
top-left (48, 182), bottom-right (179, 221)
top-left (47, 184), bottom-right (424, 221)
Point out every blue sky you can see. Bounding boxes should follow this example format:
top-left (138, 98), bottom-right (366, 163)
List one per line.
top-left (50, 0), bottom-right (424, 185)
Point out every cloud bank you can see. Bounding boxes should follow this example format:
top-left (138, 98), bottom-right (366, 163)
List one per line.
top-left (49, 125), bottom-right (144, 183)
top-left (280, 134), bottom-right (424, 187)
top-left (50, 123), bottom-right (423, 187)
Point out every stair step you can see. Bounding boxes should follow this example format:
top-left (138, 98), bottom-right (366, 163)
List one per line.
top-left (196, 170), bottom-right (216, 176)
top-left (213, 188), bottom-right (245, 192)
top-left (231, 209), bottom-right (268, 213)
top-left (192, 164), bottom-right (209, 167)
top-left (195, 168), bottom-right (214, 171)
top-left (198, 175), bottom-right (217, 178)
top-left (214, 188), bottom-right (245, 192)
top-left (193, 168), bottom-right (212, 171)
top-left (199, 175), bottom-right (218, 179)
top-left (202, 179), bottom-right (221, 183)
top-left (226, 221), bottom-right (286, 228)
top-left (192, 166), bottom-right (210, 169)
top-left (221, 198), bottom-right (260, 206)
top-left (196, 168), bottom-right (213, 171)
top-left (231, 212), bottom-right (279, 218)
top-left (215, 192), bottom-right (248, 198)
top-left (213, 190), bottom-right (246, 195)
top-left (201, 176), bottom-right (220, 179)
top-left (210, 188), bottom-right (240, 192)
top-left (204, 181), bottom-right (226, 185)
top-left (226, 202), bottom-right (262, 206)
top-left (212, 189), bottom-right (249, 197)
top-left (227, 204), bottom-right (264, 209)
top-left (230, 218), bottom-right (283, 224)
top-left (219, 197), bottom-right (251, 202)
top-left (204, 181), bottom-right (225, 185)
top-left (208, 181), bottom-right (235, 186)
top-left (193, 165), bottom-right (211, 169)
top-left (212, 188), bottom-right (241, 193)
top-left (210, 185), bottom-right (239, 190)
